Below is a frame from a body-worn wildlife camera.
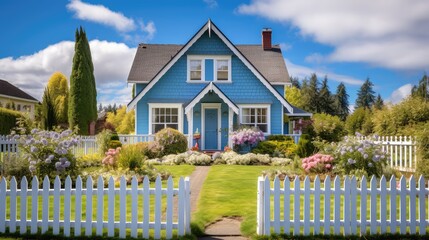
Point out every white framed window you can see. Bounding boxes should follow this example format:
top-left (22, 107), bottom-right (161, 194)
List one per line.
top-left (187, 55), bottom-right (231, 83)
top-left (215, 59), bottom-right (231, 81)
top-left (239, 104), bottom-right (270, 134)
top-left (148, 103), bottom-right (183, 134)
top-left (190, 59), bottom-right (202, 81)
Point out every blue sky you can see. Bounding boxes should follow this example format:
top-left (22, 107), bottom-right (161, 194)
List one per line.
top-left (0, 0), bottom-right (428, 108)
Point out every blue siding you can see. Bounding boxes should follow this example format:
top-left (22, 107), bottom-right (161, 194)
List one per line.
top-left (273, 85), bottom-right (284, 96)
top-left (205, 59), bottom-right (214, 81)
top-left (135, 29), bottom-right (285, 135)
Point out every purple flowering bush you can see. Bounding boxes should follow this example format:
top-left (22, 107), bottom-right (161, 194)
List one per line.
top-left (301, 153), bottom-right (334, 174)
top-left (334, 134), bottom-right (388, 178)
top-left (11, 129), bottom-right (80, 179)
top-left (231, 127), bottom-right (265, 153)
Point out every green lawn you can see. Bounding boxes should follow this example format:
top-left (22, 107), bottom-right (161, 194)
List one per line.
top-left (192, 165), bottom-right (274, 237)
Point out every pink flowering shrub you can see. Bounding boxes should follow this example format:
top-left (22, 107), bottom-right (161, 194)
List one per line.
top-left (102, 147), bottom-right (121, 168)
top-left (301, 153), bottom-right (334, 173)
top-left (231, 127), bottom-right (265, 147)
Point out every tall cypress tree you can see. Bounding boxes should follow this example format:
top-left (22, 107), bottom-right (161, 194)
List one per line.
top-left (333, 83), bottom-right (349, 121)
top-left (411, 73), bottom-right (428, 100)
top-left (355, 78), bottom-right (375, 109)
top-left (68, 27), bottom-right (97, 135)
top-left (41, 88), bottom-right (56, 130)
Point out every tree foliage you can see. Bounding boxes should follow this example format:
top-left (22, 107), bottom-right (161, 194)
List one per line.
top-left (312, 113), bottom-right (345, 142)
top-left (411, 73), bottom-right (428, 100)
top-left (333, 83), bottom-right (349, 120)
top-left (41, 88), bottom-right (56, 130)
top-left (68, 27), bottom-right (97, 135)
top-left (285, 86), bottom-right (304, 109)
top-left (106, 106), bottom-right (135, 134)
top-left (47, 72), bottom-right (69, 124)
top-left (345, 107), bottom-right (373, 135)
top-left (373, 94), bottom-right (384, 110)
top-left (355, 78), bottom-right (376, 109)
top-left (318, 76), bottom-right (334, 115)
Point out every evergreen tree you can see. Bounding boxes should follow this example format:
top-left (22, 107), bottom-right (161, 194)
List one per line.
top-left (300, 78), bottom-right (312, 112)
top-left (98, 103), bottom-right (103, 112)
top-left (355, 78), bottom-right (376, 109)
top-left (411, 73), bottom-right (428, 100)
top-left (41, 88), bottom-right (56, 130)
top-left (290, 77), bottom-right (301, 89)
top-left (307, 73), bottom-right (320, 113)
top-left (333, 83), bottom-right (349, 121)
top-left (68, 27), bottom-right (97, 135)
top-left (318, 76), bottom-right (334, 115)
top-left (47, 72), bottom-right (69, 125)
top-left (373, 94), bottom-right (384, 110)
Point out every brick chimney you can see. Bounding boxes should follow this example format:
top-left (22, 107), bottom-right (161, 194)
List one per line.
top-left (262, 28), bottom-right (272, 50)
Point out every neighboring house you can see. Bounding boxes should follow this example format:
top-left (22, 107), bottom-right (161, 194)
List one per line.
top-left (0, 79), bottom-right (39, 119)
top-left (127, 20), bottom-right (311, 150)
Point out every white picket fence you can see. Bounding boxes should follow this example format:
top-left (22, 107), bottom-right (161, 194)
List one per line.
top-left (358, 136), bottom-right (417, 172)
top-left (257, 175), bottom-right (429, 236)
top-left (0, 175), bottom-right (191, 239)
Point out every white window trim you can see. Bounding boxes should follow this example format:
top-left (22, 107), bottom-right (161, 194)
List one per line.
top-left (238, 104), bottom-right (271, 134)
top-left (201, 103), bottom-right (221, 150)
top-left (187, 56), bottom-right (205, 82)
top-left (148, 103), bottom-right (183, 134)
top-left (186, 55), bottom-right (232, 83)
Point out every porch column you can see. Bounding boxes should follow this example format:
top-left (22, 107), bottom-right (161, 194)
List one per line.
top-left (186, 109), bottom-right (193, 149)
top-left (228, 107), bottom-right (234, 148)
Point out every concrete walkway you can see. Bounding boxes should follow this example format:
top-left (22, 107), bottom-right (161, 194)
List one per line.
top-left (188, 166), bottom-right (248, 240)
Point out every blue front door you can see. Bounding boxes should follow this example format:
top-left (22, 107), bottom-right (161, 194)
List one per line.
top-left (204, 109), bottom-right (218, 150)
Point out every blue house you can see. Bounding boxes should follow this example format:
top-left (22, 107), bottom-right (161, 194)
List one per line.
top-left (127, 20), bottom-right (311, 150)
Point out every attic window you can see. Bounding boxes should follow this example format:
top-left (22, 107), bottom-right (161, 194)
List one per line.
top-left (216, 59), bottom-right (229, 81)
top-left (190, 60), bottom-right (202, 80)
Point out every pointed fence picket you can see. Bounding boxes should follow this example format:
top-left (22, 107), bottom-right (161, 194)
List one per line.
top-left (0, 175), bottom-right (190, 239)
top-left (257, 175), bottom-right (429, 236)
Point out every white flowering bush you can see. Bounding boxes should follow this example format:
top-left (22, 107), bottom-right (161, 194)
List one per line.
top-left (334, 134), bottom-right (388, 178)
top-left (153, 151), bottom-right (212, 166)
top-left (11, 129), bottom-right (80, 180)
top-left (271, 157), bottom-right (293, 166)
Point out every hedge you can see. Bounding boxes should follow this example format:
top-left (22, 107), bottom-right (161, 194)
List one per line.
top-left (0, 107), bottom-right (23, 135)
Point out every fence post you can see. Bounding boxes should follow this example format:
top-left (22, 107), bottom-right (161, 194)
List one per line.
top-left (257, 176), bottom-right (264, 235)
top-left (185, 176), bottom-right (191, 234)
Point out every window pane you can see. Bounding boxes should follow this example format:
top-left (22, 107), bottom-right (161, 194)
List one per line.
top-left (257, 124), bottom-right (267, 133)
top-left (217, 60), bottom-right (228, 70)
top-left (153, 124), bottom-right (164, 133)
top-left (190, 60), bottom-right (201, 70)
top-left (242, 108), bottom-right (250, 115)
top-left (172, 116), bottom-right (178, 123)
top-left (243, 116), bottom-right (250, 123)
top-left (166, 108), bottom-right (170, 114)
top-left (250, 115), bottom-right (255, 123)
top-left (260, 115), bottom-right (267, 123)
top-left (190, 71), bottom-right (201, 80)
top-left (172, 108), bottom-right (178, 115)
top-left (166, 124), bottom-right (178, 130)
top-left (217, 71), bottom-right (228, 80)
top-left (160, 108), bottom-right (165, 114)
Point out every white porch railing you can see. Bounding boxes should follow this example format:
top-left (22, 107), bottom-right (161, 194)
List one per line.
top-left (257, 175), bottom-right (428, 236)
top-left (0, 175), bottom-right (191, 239)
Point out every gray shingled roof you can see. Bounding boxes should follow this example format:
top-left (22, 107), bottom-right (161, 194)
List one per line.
top-left (0, 79), bottom-right (38, 102)
top-left (127, 44), bottom-right (290, 84)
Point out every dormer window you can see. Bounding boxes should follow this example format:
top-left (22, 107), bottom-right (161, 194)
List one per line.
top-left (190, 60), bottom-right (202, 81)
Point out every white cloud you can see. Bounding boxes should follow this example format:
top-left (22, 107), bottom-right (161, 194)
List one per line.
top-left (67, 0), bottom-right (156, 42)
top-left (67, 0), bottom-right (135, 32)
top-left (0, 40), bottom-right (136, 106)
top-left (386, 84), bottom-right (413, 104)
top-left (204, 0), bottom-right (218, 8)
top-left (238, 0), bottom-right (429, 71)
top-left (305, 53), bottom-right (324, 64)
top-left (285, 58), bottom-right (364, 85)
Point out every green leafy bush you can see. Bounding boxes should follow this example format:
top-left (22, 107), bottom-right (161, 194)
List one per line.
top-left (296, 134), bottom-right (315, 157)
top-left (96, 129), bottom-right (113, 155)
top-left (110, 132), bottom-right (120, 141)
top-left (155, 128), bottom-right (187, 157)
top-left (334, 134), bottom-right (387, 178)
top-left (108, 140), bottom-right (122, 149)
top-left (0, 107), bottom-right (23, 135)
top-left (1, 153), bottom-right (32, 182)
top-left (312, 113), bottom-right (345, 142)
top-left (415, 122), bottom-right (429, 178)
top-left (76, 153), bottom-right (102, 168)
top-left (117, 144), bottom-right (146, 170)
top-left (266, 135), bottom-right (292, 141)
top-left (345, 107), bottom-right (373, 135)
top-left (252, 139), bottom-right (297, 158)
